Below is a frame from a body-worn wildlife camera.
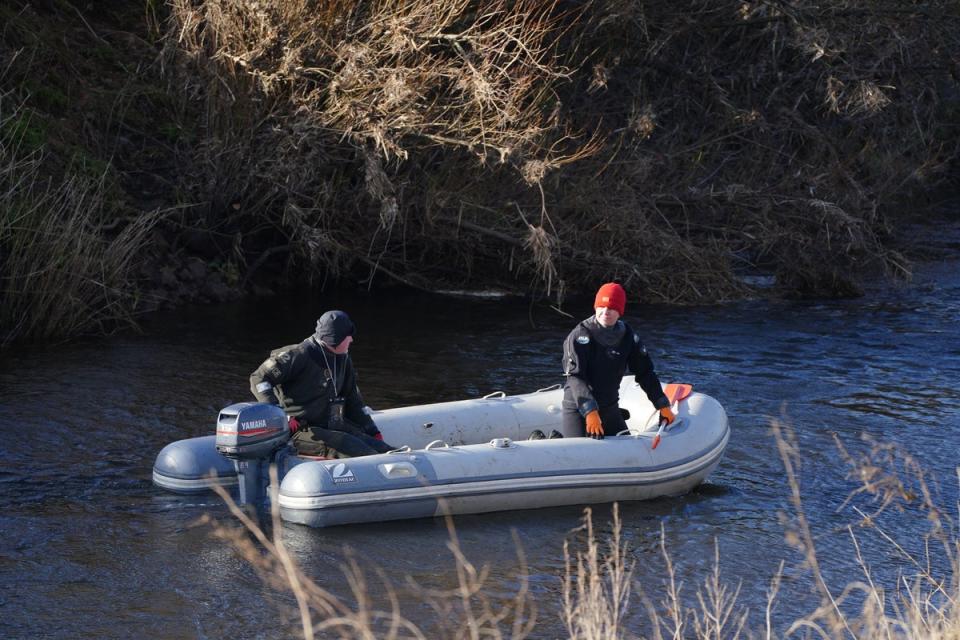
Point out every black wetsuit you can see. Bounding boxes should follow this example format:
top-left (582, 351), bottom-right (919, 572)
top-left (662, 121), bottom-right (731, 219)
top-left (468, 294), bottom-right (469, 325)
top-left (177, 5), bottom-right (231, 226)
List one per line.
top-left (249, 337), bottom-right (391, 457)
top-left (561, 316), bottom-right (670, 437)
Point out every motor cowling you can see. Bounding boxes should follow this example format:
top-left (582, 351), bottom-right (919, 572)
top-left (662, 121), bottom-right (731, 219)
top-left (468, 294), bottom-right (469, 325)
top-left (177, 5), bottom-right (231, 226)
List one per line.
top-left (215, 402), bottom-right (290, 460)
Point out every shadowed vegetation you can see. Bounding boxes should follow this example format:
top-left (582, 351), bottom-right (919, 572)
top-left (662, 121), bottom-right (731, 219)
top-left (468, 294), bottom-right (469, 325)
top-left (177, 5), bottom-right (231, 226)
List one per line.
top-left (0, 78), bottom-right (159, 346)
top-left (1, 1), bottom-right (958, 344)
top-left (164, 0), bottom-right (959, 303)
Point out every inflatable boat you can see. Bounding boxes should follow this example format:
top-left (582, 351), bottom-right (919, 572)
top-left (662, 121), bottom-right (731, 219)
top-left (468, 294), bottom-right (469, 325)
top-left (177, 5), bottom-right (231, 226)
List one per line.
top-left (153, 377), bottom-right (729, 527)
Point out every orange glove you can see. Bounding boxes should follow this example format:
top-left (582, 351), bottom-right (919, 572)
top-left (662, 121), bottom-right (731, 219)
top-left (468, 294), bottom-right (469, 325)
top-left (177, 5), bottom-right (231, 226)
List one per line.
top-left (659, 407), bottom-right (676, 426)
top-left (585, 410), bottom-right (604, 439)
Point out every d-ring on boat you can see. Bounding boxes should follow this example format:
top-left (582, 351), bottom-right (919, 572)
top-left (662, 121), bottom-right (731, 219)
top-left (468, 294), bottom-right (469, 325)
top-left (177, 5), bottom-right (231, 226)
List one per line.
top-left (153, 376), bottom-right (729, 527)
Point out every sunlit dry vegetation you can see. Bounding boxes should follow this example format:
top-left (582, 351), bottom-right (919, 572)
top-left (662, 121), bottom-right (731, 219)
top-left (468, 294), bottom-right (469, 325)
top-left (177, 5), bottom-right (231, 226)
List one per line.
top-left (0, 1), bottom-right (958, 344)
top-left (165, 0), bottom-right (959, 302)
top-left (202, 423), bottom-right (959, 638)
top-left (200, 468), bottom-right (538, 639)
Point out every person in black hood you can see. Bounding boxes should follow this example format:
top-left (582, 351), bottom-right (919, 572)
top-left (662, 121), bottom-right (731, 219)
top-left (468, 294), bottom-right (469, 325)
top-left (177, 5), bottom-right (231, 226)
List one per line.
top-left (561, 283), bottom-right (676, 439)
top-left (249, 310), bottom-right (395, 457)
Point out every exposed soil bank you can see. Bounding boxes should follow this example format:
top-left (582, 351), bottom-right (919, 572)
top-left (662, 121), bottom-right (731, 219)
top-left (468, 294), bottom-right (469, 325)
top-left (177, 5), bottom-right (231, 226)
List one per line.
top-left (1, 1), bottom-right (958, 345)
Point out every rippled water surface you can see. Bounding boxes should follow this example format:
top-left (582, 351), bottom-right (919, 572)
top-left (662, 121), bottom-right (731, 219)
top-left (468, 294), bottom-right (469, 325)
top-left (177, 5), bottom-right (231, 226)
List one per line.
top-left (2, 254), bottom-right (959, 638)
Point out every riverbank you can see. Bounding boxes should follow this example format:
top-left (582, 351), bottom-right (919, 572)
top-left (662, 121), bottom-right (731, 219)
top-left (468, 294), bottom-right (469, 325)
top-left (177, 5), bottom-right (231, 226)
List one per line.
top-left (1, 1), bottom-right (958, 346)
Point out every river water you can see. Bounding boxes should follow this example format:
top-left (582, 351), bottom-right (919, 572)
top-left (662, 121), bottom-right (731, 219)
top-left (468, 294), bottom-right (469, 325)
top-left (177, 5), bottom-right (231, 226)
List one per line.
top-left (2, 248), bottom-right (959, 638)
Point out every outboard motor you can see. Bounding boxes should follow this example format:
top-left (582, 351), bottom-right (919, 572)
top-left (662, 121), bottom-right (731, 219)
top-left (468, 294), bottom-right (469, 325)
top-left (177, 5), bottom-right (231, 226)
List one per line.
top-left (215, 402), bottom-right (292, 506)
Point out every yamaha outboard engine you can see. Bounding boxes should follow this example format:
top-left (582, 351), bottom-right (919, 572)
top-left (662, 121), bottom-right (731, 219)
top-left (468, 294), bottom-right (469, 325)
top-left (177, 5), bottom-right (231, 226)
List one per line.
top-left (215, 402), bottom-right (292, 506)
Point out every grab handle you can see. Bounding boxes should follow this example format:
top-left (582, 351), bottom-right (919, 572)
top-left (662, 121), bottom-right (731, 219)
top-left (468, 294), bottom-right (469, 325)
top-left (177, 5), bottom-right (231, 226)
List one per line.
top-left (642, 416), bottom-right (689, 432)
top-left (535, 383), bottom-right (561, 393)
top-left (387, 445), bottom-right (412, 454)
top-left (425, 440), bottom-right (450, 450)
top-left (482, 391), bottom-right (506, 400)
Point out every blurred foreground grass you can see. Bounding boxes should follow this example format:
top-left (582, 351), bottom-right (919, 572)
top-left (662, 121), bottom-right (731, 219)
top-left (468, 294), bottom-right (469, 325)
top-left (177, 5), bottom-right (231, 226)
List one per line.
top-left (198, 420), bottom-right (959, 639)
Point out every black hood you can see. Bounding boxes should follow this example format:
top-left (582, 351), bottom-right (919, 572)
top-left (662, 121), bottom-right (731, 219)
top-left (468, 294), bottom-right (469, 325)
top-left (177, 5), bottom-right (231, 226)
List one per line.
top-left (313, 310), bottom-right (355, 347)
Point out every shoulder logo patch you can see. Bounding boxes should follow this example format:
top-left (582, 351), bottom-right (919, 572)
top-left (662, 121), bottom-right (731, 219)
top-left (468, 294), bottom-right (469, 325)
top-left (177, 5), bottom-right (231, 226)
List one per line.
top-left (576, 335), bottom-right (590, 344)
top-left (633, 334), bottom-right (640, 343)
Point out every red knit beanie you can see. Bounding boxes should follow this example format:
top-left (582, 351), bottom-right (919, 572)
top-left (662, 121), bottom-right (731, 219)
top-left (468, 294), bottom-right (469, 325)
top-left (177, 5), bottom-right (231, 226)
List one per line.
top-left (594, 282), bottom-right (626, 315)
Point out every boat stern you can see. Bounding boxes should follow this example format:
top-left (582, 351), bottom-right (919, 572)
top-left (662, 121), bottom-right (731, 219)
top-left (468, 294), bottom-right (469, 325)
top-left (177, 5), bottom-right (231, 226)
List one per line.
top-left (279, 454), bottom-right (441, 527)
top-left (152, 435), bottom-right (238, 494)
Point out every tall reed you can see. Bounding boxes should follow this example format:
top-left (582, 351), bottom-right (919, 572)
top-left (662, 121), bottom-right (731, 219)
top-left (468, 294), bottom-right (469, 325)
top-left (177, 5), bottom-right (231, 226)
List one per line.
top-left (199, 421), bottom-right (960, 639)
top-left (0, 84), bottom-right (157, 346)
top-left (200, 468), bottom-right (536, 639)
top-left (562, 504), bottom-right (633, 639)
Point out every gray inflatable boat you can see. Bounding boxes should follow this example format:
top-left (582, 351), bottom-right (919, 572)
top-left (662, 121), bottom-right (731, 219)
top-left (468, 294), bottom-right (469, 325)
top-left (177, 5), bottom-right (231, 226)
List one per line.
top-left (153, 377), bottom-right (729, 527)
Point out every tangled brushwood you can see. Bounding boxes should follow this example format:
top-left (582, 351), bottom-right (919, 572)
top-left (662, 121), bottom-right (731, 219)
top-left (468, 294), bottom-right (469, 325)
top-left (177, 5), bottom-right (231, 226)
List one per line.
top-left (163, 0), bottom-right (959, 303)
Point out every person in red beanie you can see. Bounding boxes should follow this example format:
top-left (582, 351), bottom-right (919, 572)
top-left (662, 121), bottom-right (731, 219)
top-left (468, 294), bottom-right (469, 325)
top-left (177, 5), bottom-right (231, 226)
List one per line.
top-left (561, 283), bottom-right (675, 439)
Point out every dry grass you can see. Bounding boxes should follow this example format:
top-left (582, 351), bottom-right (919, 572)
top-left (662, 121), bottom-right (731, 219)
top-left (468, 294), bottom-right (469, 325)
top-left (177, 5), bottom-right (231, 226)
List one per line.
top-left (162, 0), bottom-right (958, 303)
top-left (199, 419), bottom-right (960, 639)
top-left (1, 1), bottom-right (955, 338)
top-left (163, 0), bottom-right (599, 300)
top-left (772, 418), bottom-right (959, 639)
top-left (198, 469), bottom-right (536, 639)
top-left (0, 82), bottom-right (159, 346)
top-left (563, 505), bottom-right (633, 639)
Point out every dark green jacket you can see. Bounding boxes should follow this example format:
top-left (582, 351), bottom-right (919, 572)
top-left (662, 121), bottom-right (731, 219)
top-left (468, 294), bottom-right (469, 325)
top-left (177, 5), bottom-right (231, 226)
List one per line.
top-left (249, 337), bottom-right (376, 433)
